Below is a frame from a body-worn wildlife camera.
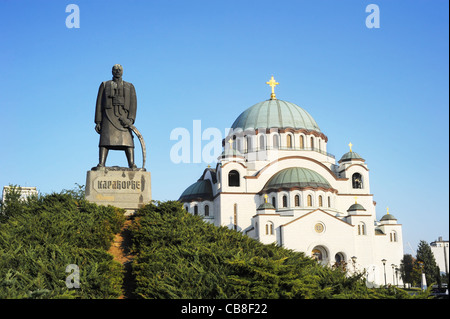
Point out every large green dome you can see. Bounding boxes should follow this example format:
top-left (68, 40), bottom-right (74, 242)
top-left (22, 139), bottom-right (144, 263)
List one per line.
top-left (231, 99), bottom-right (321, 132)
top-left (179, 180), bottom-right (213, 202)
top-left (262, 167), bottom-right (331, 192)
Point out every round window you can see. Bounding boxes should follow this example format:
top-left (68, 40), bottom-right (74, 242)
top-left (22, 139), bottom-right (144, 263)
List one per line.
top-left (314, 223), bottom-right (324, 233)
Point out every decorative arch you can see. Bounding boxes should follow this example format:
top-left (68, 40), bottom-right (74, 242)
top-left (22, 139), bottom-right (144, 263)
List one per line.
top-left (311, 245), bottom-right (329, 265)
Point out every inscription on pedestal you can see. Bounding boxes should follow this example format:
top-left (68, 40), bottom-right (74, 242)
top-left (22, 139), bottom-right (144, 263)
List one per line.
top-left (85, 168), bottom-right (151, 213)
top-left (96, 179), bottom-right (141, 191)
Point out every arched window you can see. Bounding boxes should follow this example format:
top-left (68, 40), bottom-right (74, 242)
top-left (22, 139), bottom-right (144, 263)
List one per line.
top-left (300, 135), bottom-right (305, 149)
top-left (352, 173), bottom-right (363, 189)
top-left (318, 139), bottom-right (321, 151)
top-left (228, 170), bottom-right (240, 187)
top-left (204, 205), bottom-right (209, 217)
top-left (390, 231), bottom-right (397, 242)
top-left (310, 137), bottom-right (315, 149)
top-left (307, 195), bottom-right (312, 207)
top-left (295, 195), bottom-right (300, 207)
top-left (273, 134), bottom-right (279, 149)
top-left (185, 205), bottom-right (189, 212)
top-left (194, 205), bottom-right (198, 215)
top-left (259, 134), bottom-right (265, 150)
top-left (287, 134), bottom-right (293, 148)
top-left (282, 195), bottom-right (288, 207)
top-left (318, 195), bottom-right (323, 207)
top-left (358, 222), bottom-right (366, 235)
top-left (327, 196), bottom-right (331, 207)
top-left (335, 253), bottom-right (345, 264)
top-left (271, 197), bottom-right (276, 208)
top-left (265, 222), bottom-right (274, 235)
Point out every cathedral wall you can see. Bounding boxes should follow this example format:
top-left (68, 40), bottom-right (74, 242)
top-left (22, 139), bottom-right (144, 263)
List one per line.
top-left (281, 211), bottom-right (356, 265)
top-left (217, 193), bottom-right (259, 231)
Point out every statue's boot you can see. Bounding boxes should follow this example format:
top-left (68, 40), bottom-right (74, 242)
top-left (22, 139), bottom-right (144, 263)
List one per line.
top-left (97, 147), bottom-right (109, 167)
top-left (126, 148), bottom-right (137, 169)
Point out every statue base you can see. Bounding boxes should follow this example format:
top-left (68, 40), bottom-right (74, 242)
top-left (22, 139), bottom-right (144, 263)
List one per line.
top-left (85, 167), bottom-right (151, 215)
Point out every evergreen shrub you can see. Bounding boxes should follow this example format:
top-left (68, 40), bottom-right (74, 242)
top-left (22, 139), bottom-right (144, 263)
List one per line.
top-left (0, 188), bottom-right (125, 299)
top-left (131, 201), bottom-right (420, 299)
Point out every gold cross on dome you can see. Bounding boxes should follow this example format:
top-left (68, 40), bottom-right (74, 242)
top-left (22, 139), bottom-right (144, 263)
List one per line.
top-left (264, 194), bottom-right (268, 203)
top-left (387, 207), bottom-right (389, 214)
top-left (354, 196), bottom-right (358, 204)
top-left (266, 76), bottom-right (279, 100)
top-left (348, 142), bottom-right (353, 152)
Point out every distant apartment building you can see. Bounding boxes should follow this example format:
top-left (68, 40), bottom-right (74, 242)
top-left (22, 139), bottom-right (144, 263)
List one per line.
top-left (430, 236), bottom-right (449, 276)
top-left (2, 186), bottom-right (38, 202)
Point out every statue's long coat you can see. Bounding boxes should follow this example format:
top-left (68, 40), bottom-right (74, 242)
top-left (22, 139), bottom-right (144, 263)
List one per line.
top-left (95, 80), bottom-right (137, 149)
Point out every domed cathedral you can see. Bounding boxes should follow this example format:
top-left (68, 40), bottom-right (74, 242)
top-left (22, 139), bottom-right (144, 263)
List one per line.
top-left (179, 77), bottom-right (404, 288)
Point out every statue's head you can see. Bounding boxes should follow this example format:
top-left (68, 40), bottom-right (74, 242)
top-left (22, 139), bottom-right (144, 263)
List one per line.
top-left (112, 64), bottom-right (123, 78)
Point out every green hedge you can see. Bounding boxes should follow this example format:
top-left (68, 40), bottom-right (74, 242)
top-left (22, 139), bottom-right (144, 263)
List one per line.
top-left (131, 201), bottom-right (420, 299)
top-left (0, 189), bottom-right (125, 299)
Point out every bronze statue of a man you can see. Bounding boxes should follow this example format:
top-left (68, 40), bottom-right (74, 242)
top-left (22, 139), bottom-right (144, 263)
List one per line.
top-left (95, 64), bottom-right (137, 168)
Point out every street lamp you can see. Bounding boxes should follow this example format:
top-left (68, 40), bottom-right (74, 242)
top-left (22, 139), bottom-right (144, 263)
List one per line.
top-left (381, 259), bottom-right (387, 287)
top-left (391, 264), bottom-right (396, 286)
top-left (395, 267), bottom-right (399, 287)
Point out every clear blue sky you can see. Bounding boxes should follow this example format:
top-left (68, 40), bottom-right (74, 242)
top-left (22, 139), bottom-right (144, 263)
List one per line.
top-left (0, 0), bottom-right (448, 254)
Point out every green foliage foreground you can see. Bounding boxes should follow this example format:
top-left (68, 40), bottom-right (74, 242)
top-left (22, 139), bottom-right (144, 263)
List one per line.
top-left (0, 190), bottom-right (428, 299)
top-left (0, 189), bottom-right (125, 299)
top-left (131, 201), bottom-right (422, 299)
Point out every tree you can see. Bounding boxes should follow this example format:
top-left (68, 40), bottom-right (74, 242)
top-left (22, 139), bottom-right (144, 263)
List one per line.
top-left (0, 185), bottom-right (33, 221)
top-left (416, 240), bottom-right (439, 286)
top-left (400, 254), bottom-right (414, 285)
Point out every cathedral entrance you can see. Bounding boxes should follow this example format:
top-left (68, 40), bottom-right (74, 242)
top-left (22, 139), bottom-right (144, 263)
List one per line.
top-left (311, 246), bottom-right (329, 265)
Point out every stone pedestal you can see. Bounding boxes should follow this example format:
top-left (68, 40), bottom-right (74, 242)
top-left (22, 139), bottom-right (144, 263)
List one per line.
top-left (85, 167), bottom-right (151, 214)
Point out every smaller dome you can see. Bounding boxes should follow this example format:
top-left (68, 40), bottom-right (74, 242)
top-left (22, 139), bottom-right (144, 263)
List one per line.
top-left (339, 151), bottom-right (364, 163)
top-left (347, 203), bottom-right (366, 212)
top-left (179, 180), bottom-right (213, 202)
top-left (263, 167), bottom-right (332, 192)
top-left (257, 202), bottom-right (276, 210)
top-left (381, 213), bottom-right (397, 221)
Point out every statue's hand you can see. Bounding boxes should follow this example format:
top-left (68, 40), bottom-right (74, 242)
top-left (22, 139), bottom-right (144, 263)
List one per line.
top-left (119, 117), bottom-right (132, 128)
top-left (95, 123), bottom-right (101, 134)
